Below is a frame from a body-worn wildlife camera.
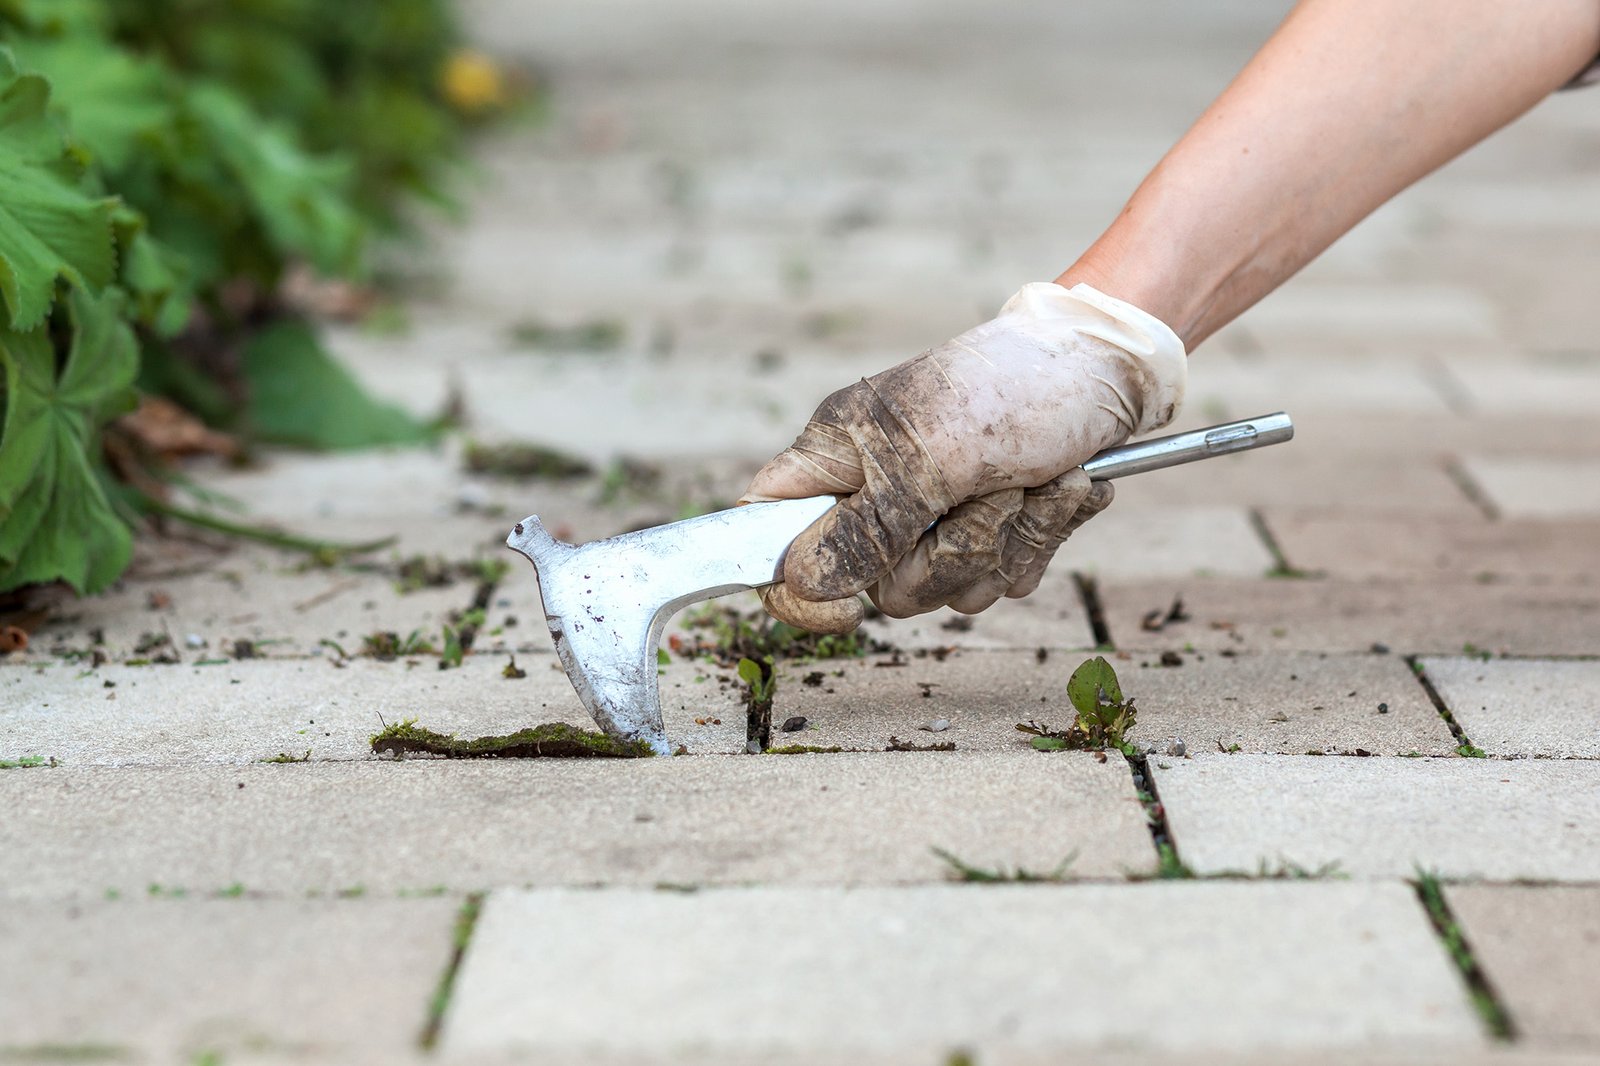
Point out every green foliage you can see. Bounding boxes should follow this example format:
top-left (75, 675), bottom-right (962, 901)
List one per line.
top-left (0, 288), bottom-right (137, 593)
top-left (931, 846), bottom-right (1076, 883)
top-left (0, 0), bottom-right (476, 593)
top-left (0, 51), bottom-right (117, 330)
top-left (1016, 655), bottom-right (1138, 754)
top-left (369, 719), bottom-right (655, 759)
top-left (240, 319), bottom-right (429, 449)
top-left (737, 655), bottom-right (777, 703)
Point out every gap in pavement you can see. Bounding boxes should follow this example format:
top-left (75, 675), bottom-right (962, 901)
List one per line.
top-left (419, 893), bottom-right (485, 1051)
top-left (1407, 655), bottom-right (1487, 758)
top-left (1441, 457), bottom-right (1502, 520)
top-left (1413, 873), bottom-right (1517, 1042)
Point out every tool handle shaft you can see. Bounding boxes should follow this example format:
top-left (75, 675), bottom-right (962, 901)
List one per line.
top-left (1081, 412), bottom-right (1293, 481)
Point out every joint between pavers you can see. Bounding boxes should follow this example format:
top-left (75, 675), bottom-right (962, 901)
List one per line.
top-left (1413, 871), bottom-right (1517, 1041)
top-left (1441, 457), bottom-right (1501, 521)
top-left (1406, 656), bottom-right (1488, 759)
top-left (1122, 751), bottom-right (1193, 880)
top-left (418, 892), bottom-right (484, 1051)
top-left (1070, 573), bottom-right (1115, 651)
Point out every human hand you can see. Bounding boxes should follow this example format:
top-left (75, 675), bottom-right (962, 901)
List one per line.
top-left (741, 282), bottom-right (1186, 632)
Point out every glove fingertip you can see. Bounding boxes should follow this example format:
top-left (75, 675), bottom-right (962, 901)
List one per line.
top-left (759, 584), bottom-right (864, 634)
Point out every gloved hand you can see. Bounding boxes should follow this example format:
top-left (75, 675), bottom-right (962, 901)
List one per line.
top-left (741, 281), bottom-right (1186, 632)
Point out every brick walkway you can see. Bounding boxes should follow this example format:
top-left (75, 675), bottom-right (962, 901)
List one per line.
top-left (3, 1), bottom-right (1598, 1061)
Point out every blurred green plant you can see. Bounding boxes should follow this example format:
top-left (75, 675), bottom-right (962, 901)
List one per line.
top-left (0, 0), bottom-right (507, 595)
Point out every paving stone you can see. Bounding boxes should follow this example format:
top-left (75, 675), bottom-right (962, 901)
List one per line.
top-left (1445, 884), bottom-right (1600, 1046)
top-left (441, 882), bottom-right (1479, 1058)
top-left (22, 543), bottom-right (471, 663)
top-left (0, 655), bottom-right (589, 767)
top-left (1181, 350), bottom-right (1456, 418)
top-left (1119, 414), bottom-right (1481, 517)
top-left (1097, 577), bottom-right (1600, 657)
top-left (0, 754), bottom-right (1153, 899)
top-left (1233, 282), bottom-right (1501, 342)
top-left (1446, 358), bottom-right (1600, 419)
top-left (1154, 754), bottom-right (1600, 880)
top-left (1420, 657), bottom-right (1600, 758)
top-left (1460, 456), bottom-right (1600, 518)
top-left (1121, 651), bottom-right (1457, 756)
top-left (0, 897), bottom-right (457, 1061)
top-left (1056, 504), bottom-right (1276, 579)
top-left (1262, 511), bottom-right (1600, 584)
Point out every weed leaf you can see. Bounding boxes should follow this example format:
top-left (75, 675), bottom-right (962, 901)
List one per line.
top-left (1067, 655), bottom-right (1123, 720)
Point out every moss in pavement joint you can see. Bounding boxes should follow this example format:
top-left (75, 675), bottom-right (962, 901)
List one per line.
top-left (370, 719), bottom-right (654, 759)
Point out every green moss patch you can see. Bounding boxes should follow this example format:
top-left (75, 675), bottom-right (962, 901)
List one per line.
top-left (370, 719), bottom-right (653, 759)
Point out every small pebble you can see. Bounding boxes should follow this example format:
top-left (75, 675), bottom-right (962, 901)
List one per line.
top-left (920, 718), bottom-right (951, 732)
top-left (1166, 738), bottom-right (1187, 757)
top-left (1159, 650), bottom-right (1183, 667)
top-left (781, 716), bottom-right (807, 733)
top-left (745, 740), bottom-right (763, 755)
top-left (1377, 702), bottom-right (1389, 714)
top-left (184, 634), bottom-right (205, 649)
top-left (1370, 642), bottom-right (1391, 655)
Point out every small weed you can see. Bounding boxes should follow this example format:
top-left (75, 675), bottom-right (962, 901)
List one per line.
top-left (501, 656), bottom-right (526, 680)
top-left (463, 440), bottom-right (593, 480)
top-left (677, 604), bottom-right (891, 665)
top-left (1154, 842), bottom-right (1195, 879)
top-left (439, 625), bottom-right (464, 670)
top-left (931, 846), bottom-right (1076, 883)
top-left (506, 316), bottom-right (625, 352)
top-left (1455, 743), bottom-right (1488, 759)
top-left (420, 894), bottom-right (484, 1050)
top-left (215, 882), bottom-right (246, 898)
top-left (1461, 643), bottom-right (1493, 662)
top-left (261, 750), bottom-right (311, 764)
top-left (146, 884), bottom-right (188, 899)
top-left (1017, 655), bottom-right (1136, 754)
top-left (1415, 870), bottom-right (1514, 1039)
top-left (0, 755), bottom-right (53, 769)
top-left (739, 655), bottom-right (777, 751)
top-left (362, 629), bottom-right (434, 660)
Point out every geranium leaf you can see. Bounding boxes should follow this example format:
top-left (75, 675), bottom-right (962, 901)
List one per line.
top-left (0, 51), bottom-right (118, 330)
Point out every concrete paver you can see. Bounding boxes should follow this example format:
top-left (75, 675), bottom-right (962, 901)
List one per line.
top-left (1097, 577), bottom-right (1600, 657)
top-left (1262, 512), bottom-right (1600, 583)
top-left (0, 897), bottom-right (457, 1061)
top-left (0, 754), bottom-right (1154, 899)
top-left (1123, 651), bottom-right (1457, 756)
top-left (441, 882), bottom-right (1481, 1057)
top-left (1445, 884), bottom-right (1600, 1046)
top-left (1421, 657), bottom-right (1600, 759)
top-left (1053, 504), bottom-right (1276, 579)
top-left (1154, 754), bottom-right (1600, 880)
top-left (1460, 456), bottom-right (1600, 519)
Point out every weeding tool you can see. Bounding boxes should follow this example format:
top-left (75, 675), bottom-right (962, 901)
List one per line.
top-left (507, 411), bottom-right (1293, 754)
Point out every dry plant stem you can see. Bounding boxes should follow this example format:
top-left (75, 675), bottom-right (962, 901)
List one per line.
top-left (136, 490), bottom-right (396, 558)
top-left (1059, 0), bottom-right (1600, 349)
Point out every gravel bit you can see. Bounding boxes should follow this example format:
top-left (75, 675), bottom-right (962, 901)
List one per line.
top-left (780, 716), bottom-right (807, 733)
top-left (920, 718), bottom-right (951, 732)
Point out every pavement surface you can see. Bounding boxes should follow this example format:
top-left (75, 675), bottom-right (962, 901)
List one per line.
top-left (3, 0), bottom-right (1598, 1062)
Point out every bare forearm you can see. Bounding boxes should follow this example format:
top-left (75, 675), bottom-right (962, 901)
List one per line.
top-left (1058, 0), bottom-right (1600, 350)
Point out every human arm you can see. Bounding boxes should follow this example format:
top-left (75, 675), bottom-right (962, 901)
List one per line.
top-left (1060, 0), bottom-right (1600, 349)
top-left (748, 0), bottom-right (1600, 632)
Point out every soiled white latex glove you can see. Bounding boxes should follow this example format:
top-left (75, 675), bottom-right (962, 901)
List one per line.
top-left (741, 282), bottom-right (1186, 632)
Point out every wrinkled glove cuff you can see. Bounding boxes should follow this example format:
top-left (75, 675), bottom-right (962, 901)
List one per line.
top-left (999, 281), bottom-right (1188, 435)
